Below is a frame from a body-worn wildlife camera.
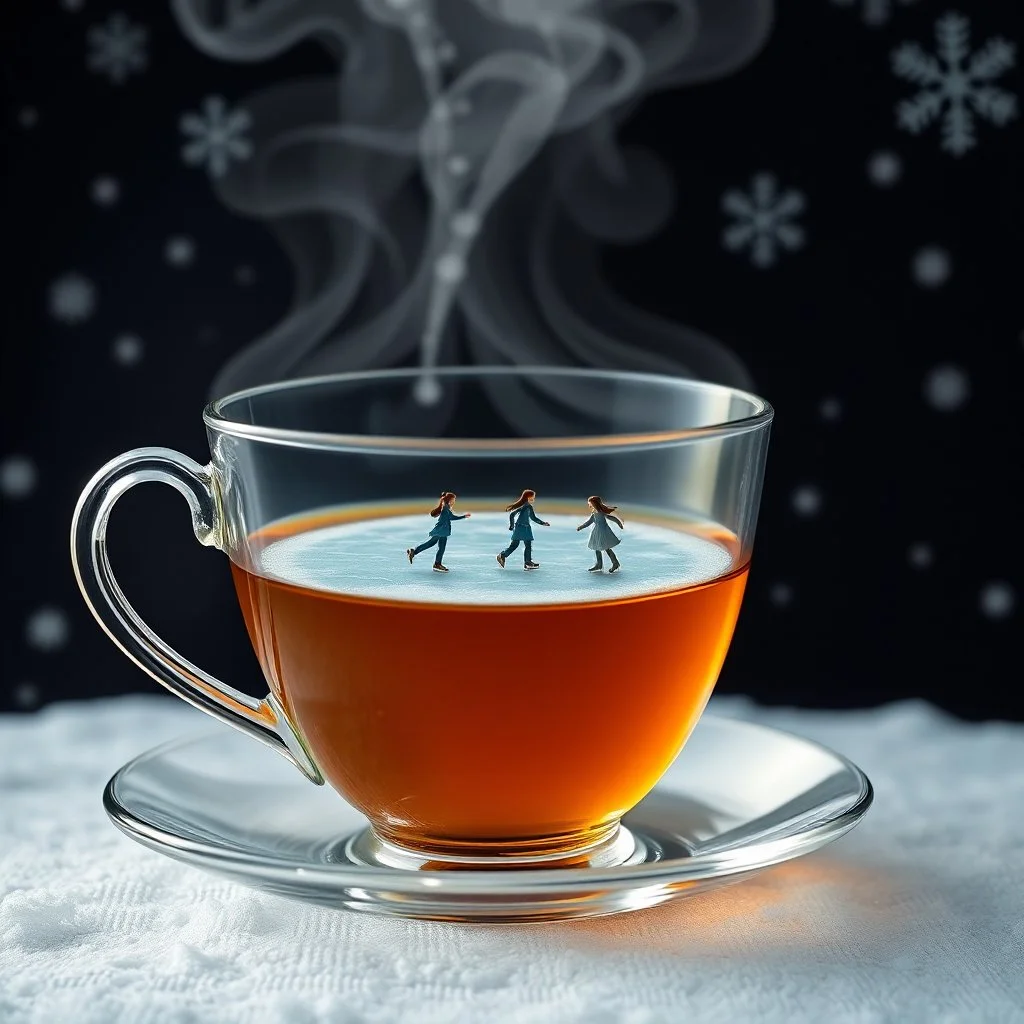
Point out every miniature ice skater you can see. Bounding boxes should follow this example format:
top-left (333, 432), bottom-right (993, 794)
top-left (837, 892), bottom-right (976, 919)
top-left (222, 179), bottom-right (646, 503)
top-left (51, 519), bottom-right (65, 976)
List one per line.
top-left (577, 495), bottom-right (623, 573)
top-left (406, 492), bottom-right (471, 572)
top-left (497, 489), bottom-right (549, 570)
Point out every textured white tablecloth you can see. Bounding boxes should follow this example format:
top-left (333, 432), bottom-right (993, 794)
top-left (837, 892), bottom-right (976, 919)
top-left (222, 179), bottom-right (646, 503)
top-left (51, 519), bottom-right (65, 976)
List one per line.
top-left (2, 695), bottom-right (1022, 1023)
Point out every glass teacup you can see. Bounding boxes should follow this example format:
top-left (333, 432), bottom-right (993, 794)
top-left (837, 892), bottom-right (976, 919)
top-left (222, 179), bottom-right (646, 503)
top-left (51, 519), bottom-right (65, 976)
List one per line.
top-left (72, 368), bottom-right (772, 869)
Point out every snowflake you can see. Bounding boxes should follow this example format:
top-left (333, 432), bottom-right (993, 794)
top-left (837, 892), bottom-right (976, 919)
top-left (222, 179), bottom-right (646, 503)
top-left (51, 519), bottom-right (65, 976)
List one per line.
top-left (892, 13), bottom-right (1018, 156)
top-left (721, 173), bottom-right (806, 269)
top-left (180, 96), bottom-right (253, 179)
top-left (830, 0), bottom-right (917, 27)
top-left (87, 13), bottom-right (148, 85)
top-left (49, 273), bottom-right (96, 324)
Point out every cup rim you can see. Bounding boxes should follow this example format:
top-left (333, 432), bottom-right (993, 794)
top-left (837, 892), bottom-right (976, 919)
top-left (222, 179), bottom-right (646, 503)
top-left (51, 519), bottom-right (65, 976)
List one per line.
top-left (204, 366), bottom-right (773, 453)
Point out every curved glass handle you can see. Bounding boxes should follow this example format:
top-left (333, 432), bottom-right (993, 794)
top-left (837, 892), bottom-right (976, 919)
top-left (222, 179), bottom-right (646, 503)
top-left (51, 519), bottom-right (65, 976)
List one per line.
top-left (71, 447), bottom-right (323, 784)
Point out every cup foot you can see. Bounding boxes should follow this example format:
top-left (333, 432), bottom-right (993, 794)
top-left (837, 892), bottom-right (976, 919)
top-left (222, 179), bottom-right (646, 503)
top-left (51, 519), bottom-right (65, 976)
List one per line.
top-left (346, 822), bottom-right (645, 871)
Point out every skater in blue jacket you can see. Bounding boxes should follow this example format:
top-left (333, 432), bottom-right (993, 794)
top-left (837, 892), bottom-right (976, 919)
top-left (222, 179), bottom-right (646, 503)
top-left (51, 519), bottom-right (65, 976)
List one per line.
top-left (496, 489), bottom-right (550, 570)
top-left (406, 492), bottom-right (471, 572)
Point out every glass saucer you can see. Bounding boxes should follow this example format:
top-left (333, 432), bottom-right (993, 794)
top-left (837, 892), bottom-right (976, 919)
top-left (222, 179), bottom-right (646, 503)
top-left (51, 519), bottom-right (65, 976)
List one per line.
top-left (103, 715), bottom-right (872, 923)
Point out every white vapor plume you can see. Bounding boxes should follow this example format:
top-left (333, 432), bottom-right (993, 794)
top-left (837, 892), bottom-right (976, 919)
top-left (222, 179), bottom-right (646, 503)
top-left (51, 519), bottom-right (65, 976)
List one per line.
top-left (172, 0), bottom-right (773, 426)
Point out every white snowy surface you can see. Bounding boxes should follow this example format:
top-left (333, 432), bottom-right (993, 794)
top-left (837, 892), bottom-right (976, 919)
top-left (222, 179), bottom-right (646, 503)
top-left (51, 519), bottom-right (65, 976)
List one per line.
top-left (2, 695), bottom-right (1022, 1023)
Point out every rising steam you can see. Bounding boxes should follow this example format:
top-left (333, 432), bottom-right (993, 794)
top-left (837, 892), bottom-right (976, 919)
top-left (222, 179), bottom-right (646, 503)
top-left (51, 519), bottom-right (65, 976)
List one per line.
top-left (173, 0), bottom-right (772, 427)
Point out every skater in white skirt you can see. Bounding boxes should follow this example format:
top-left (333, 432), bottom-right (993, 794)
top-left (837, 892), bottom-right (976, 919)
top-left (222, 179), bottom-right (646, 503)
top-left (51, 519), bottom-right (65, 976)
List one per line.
top-left (576, 495), bottom-right (624, 573)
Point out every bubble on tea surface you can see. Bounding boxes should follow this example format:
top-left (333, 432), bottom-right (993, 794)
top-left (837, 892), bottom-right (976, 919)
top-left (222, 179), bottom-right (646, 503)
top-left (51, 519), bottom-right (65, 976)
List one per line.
top-left (258, 513), bottom-right (735, 607)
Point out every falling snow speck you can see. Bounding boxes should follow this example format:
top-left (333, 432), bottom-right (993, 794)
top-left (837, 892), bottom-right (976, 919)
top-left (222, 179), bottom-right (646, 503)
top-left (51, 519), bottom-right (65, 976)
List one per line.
top-left (770, 583), bottom-right (793, 607)
top-left (979, 581), bottom-right (1015, 619)
top-left (49, 273), bottom-right (96, 324)
top-left (448, 155), bottom-right (470, 175)
top-left (820, 398), bottom-right (842, 421)
top-left (908, 542), bottom-right (933, 568)
top-left (451, 211), bottom-right (481, 238)
top-left (165, 236), bottom-right (196, 268)
top-left (923, 364), bottom-right (969, 411)
top-left (61, 0), bottom-right (85, 9)
top-left (112, 334), bottom-right (143, 366)
top-left (413, 375), bottom-right (442, 406)
top-left (12, 684), bottom-right (40, 708)
top-left (13, 682), bottom-right (41, 709)
top-left (18, 107), bottom-right (38, 128)
top-left (87, 13), bottom-right (148, 85)
top-left (26, 607), bottom-right (70, 652)
top-left (913, 246), bottom-right (951, 288)
top-left (434, 254), bottom-right (466, 284)
top-left (867, 150), bottom-right (903, 187)
top-left (792, 485), bottom-right (822, 517)
top-left (831, 0), bottom-right (919, 28)
top-left (91, 175), bottom-right (120, 206)
top-left (235, 265), bottom-right (256, 286)
top-left (0, 456), bottom-right (37, 499)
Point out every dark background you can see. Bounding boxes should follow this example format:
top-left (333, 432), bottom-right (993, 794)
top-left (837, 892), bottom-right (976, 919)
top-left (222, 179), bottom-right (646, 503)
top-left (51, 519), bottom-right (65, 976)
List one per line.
top-left (3, 1), bottom-right (1022, 718)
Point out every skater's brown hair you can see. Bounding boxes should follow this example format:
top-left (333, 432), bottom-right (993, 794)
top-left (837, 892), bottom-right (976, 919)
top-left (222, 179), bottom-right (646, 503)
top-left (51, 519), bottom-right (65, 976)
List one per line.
top-left (430, 492), bottom-right (457, 517)
top-left (588, 495), bottom-right (618, 515)
top-left (505, 489), bottom-right (536, 513)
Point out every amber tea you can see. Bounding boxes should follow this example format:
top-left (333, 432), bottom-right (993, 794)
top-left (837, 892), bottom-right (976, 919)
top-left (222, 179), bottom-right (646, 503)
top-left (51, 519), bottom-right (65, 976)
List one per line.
top-left (232, 506), bottom-right (748, 857)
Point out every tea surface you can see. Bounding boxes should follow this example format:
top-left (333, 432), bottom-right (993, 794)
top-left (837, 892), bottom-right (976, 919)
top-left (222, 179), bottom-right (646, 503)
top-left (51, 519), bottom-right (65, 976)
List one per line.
top-left (256, 511), bottom-right (734, 605)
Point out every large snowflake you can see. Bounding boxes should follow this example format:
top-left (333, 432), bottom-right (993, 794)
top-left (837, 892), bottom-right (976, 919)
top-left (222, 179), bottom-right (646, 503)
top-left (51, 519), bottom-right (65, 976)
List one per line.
top-left (721, 173), bottom-right (806, 269)
top-left (892, 13), bottom-right (1017, 156)
top-left (87, 13), bottom-right (148, 85)
top-left (181, 96), bottom-right (253, 179)
top-left (831, 0), bottom-right (917, 28)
